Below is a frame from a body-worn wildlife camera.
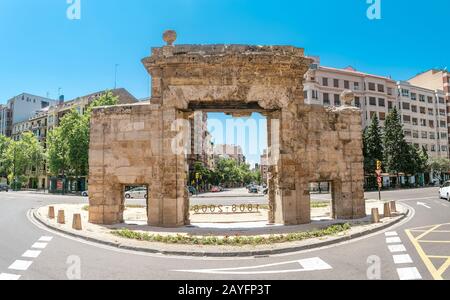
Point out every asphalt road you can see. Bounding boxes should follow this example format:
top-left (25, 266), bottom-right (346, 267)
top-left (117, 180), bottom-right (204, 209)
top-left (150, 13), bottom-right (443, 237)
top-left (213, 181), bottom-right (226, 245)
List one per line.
top-left (0, 187), bottom-right (449, 280)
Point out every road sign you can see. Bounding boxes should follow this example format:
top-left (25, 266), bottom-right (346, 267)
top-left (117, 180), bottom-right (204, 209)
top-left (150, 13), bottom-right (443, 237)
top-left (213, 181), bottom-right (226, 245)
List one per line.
top-left (376, 160), bottom-right (382, 170)
top-left (377, 177), bottom-right (382, 184)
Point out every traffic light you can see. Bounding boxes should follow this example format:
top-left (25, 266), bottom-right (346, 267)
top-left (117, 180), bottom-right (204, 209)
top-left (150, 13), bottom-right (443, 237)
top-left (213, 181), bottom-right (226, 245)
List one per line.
top-left (376, 160), bottom-right (382, 170)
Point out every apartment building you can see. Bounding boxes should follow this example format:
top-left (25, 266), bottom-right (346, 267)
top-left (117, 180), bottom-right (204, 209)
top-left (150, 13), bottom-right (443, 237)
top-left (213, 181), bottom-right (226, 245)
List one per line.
top-left (408, 69), bottom-right (450, 156)
top-left (0, 105), bottom-right (11, 136)
top-left (214, 144), bottom-right (246, 165)
top-left (188, 111), bottom-right (215, 172)
top-left (304, 57), bottom-right (397, 128)
top-left (303, 57), bottom-right (448, 158)
top-left (0, 93), bottom-right (57, 137)
top-left (260, 149), bottom-right (269, 185)
top-left (397, 82), bottom-right (448, 157)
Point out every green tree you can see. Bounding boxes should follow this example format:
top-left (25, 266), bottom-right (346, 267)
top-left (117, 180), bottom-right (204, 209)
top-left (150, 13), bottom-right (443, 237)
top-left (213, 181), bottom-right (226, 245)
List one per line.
top-left (363, 115), bottom-right (384, 175)
top-left (429, 157), bottom-right (450, 185)
top-left (383, 107), bottom-right (410, 186)
top-left (0, 135), bottom-right (12, 179)
top-left (47, 126), bottom-right (69, 177)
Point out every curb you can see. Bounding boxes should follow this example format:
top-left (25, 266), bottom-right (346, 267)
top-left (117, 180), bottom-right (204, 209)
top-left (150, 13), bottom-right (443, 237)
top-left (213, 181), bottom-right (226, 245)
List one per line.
top-left (32, 209), bottom-right (409, 258)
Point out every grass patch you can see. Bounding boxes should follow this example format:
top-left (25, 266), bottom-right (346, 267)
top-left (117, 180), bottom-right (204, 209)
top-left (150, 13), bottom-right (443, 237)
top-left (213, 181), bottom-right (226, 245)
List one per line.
top-left (111, 223), bottom-right (351, 246)
top-left (311, 201), bottom-right (330, 208)
top-left (82, 205), bottom-right (89, 211)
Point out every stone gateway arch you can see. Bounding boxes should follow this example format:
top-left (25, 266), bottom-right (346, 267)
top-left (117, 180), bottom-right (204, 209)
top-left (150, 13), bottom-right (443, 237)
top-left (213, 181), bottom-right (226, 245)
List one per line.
top-left (88, 31), bottom-right (366, 227)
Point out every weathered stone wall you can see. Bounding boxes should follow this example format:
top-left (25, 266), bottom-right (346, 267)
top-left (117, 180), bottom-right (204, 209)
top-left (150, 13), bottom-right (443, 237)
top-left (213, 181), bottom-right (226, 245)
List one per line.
top-left (88, 40), bottom-right (365, 227)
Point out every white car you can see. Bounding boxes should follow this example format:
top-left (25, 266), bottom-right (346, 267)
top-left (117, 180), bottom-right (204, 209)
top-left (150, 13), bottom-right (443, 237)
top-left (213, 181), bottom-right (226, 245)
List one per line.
top-left (125, 187), bottom-right (148, 199)
top-left (439, 181), bottom-right (450, 201)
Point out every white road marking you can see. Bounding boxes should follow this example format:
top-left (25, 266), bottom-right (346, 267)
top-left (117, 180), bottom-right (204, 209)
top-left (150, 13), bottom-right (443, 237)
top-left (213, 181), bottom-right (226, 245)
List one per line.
top-left (417, 202), bottom-right (431, 209)
top-left (174, 257), bottom-right (332, 275)
top-left (22, 250), bottom-right (41, 258)
top-left (386, 237), bottom-right (402, 244)
top-left (397, 267), bottom-right (422, 280)
top-left (0, 273), bottom-right (21, 280)
top-left (388, 245), bottom-right (407, 253)
top-left (38, 236), bottom-right (53, 242)
top-left (8, 260), bottom-right (33, 271)
top-left (442, 203), bottom-right (449, 207)
top-left (31, 242), bottom-right (48, 249)
top-left (393, 254), bottom-right (413, 264)
top-left (385, 232), bottom-right (398, 237)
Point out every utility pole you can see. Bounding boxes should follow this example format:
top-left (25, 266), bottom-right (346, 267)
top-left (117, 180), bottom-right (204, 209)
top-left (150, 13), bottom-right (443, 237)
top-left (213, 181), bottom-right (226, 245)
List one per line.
top-left (114, 64), bottom-right (119, 89)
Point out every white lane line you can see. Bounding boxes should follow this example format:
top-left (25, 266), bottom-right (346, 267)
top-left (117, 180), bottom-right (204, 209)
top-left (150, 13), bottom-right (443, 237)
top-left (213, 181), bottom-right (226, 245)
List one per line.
top-left (175, 257), bottom-right (332, 275)
top-left (385, 232), bottom-right (398, 237)
top-left (38, 236), bottom-right (53, 242)
top-left (0, 273), bottom-right (21, 280)
top-left (31, 242), bottom-right (48, 249)
top-left (397, 267), bottom-right (422, 280)
top-left (8, 260), bottom-right (33, 271)
top-left (386, 237), bottom-right (402, 244)
top-left (22, 250), bottom-right (41, 258)
top-left (393, 254), bottom-right (413, 264)
top-left (388, 245), bottom-right (407, 253)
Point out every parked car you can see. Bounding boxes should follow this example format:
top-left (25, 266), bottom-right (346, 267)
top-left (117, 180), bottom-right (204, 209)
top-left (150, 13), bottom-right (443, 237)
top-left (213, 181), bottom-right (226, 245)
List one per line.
top-left (263, 187), bottom-right (268, 195)
top-left (211, 186), bottom-right (221, 193)
top-left (187, 186), bottom-right (197, 196)
top-left (439, 181), bottom-right (450, 201)
top-left (81, 191), bottom-right (88, 197)
top-left (0, 184), bottom-right (9, 192)
top-left (125, 187), bottom-right (148, 199)
top-left (249, 186), bottom-right (259, 194)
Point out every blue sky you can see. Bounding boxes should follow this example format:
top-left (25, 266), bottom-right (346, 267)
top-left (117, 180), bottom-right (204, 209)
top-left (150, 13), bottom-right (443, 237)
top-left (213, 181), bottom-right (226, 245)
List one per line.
top-left (1, 0), bottom-right (449, 165)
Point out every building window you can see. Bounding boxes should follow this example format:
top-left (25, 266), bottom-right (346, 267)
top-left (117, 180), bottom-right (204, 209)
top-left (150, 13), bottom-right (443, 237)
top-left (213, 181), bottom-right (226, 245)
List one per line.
top-left (378, 98), bottom-right (385, 107)
top-left (429, 132), bottom-right (436, 140)
top-left (388, 101), bottom-right (393, 109)
top-left (411, 105), bottom-right (417, 113)
top-left (344, 80), bottom-right (350, 89)
top-left (369, 97), bottom-right (377, 106)
top-left (420, 107), bottom-right (426, 114)
top-left (439, 97), bottom-right (445, 104)
top-left (419, 95), bottom-right (425, 102)
top-left (303, 91), bottom-right (308, 100)
top-left (427, 96), bottom-right (433, 104)
top-left (403, 115), bottom-right (411, 123)
top-left (429, 120), bottom-right (435, 128)
top-left (402, 102), bottom-right (410, 110)
top-left (354, 82), bottom-right (360, 90)
top-left (404, 130), bottom-right (412, 137)
top-left (323, 93), bottom-right (330, 105)
top-left (442, 146), bottom-right (448, 152)
top-left (322, 78), bottom-right (329, 86)
top-left (379, 112), bottom-right (386, 121)
top-left (333, 79), bottom-right (339, 88)
top-left (428, 108), bottom-right (434, 116)
top-left (423, 144), bottom-right (429, 151)
top-left (421, 119), bottom-right (427, 126)
top-left (441, 120), bottom-right (447, 128)
top-left (334, 94), bottom-right (341, 106)
top-left (368, 82), bottom-right (376, 91)
top-left (355, 97), bottom-right (361, 108)
top-left (377, 84), bottom-right (385, 93)
top-left (387, 87), bottom-right (393, 96)
top-left (441, 132), bottom-right (448, 139)
top-left (422, 132), bottom-right (428, 139)
top-left (412, 118), bottom-right (418, 126)
top-left (440, 109), bottom-right (446, 116)
top-left (402, 89), bottom-right (410, 97)
top-left (370, 111), bottom-right (377, 119)
top-left (312, 90), bottom-right (318, 100)
top-left (413, 131), bottom-right (419, 138)
top-left (431, 145), bottom-right (436, 152)
top-left (412, 93), bottom-right (418, 101)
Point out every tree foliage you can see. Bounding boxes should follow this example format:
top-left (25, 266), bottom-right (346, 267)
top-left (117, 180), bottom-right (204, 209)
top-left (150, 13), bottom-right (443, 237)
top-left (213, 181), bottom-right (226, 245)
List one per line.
top-left (363, 115), bottom-right (383, 174)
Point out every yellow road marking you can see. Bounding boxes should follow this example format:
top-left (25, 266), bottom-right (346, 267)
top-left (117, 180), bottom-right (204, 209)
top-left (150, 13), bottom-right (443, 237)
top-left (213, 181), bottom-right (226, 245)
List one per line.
top-left (409, 230), bottom-right (450, 233)
top-left (428, 255), bottom-right (450, 259)
top-left (437, 259), bottom-right (450, 277)
top-left (415, 225), bottom-right (441, 241)
top-left (405, 229), bottom-right (443, 280)
top-left (419, 240), bottom-right (450, 243)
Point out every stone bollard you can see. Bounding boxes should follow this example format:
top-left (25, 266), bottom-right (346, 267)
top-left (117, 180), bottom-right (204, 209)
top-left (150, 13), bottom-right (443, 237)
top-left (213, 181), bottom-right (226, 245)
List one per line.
top-left (48, 206), bottom-right (55, 219)
top-left (57, 210), bottom-right (65, 224)
top-left (371, 208), bottom-right (380, 223)
top-left (390, 201), bottom-right (397, 213)
top-left (383, 202), bottom-right (391, 218)
top-left (72, 214), bottom-right (82, 230)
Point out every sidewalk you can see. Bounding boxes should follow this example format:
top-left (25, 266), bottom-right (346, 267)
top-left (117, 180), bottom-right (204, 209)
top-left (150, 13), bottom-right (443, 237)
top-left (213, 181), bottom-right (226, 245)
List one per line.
top-left (33, 200), bottom-right (408, 257)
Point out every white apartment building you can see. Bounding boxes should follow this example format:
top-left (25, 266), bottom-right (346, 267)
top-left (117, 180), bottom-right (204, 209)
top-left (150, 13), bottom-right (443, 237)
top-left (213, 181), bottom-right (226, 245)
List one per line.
top-left (397, 82), bottom-right (448, 158)
top-left (0, 105), bottom-right (11, 136)
top-left (303, 57), bottom-right (448, 158)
